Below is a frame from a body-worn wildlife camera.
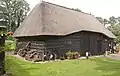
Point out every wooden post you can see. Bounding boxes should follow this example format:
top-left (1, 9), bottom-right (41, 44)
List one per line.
top-left (0, 51), bottom-right (5, 75)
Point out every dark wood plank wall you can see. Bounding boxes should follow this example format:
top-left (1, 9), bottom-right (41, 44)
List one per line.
top-left (16, 31), bottom-right (114, 57)
top-left (44, 33), bottom-right (81, 57)
top-left (79, 31), bottom-right (113, 55)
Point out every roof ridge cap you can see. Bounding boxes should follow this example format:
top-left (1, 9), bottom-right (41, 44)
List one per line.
top-left (42, 1), bottom-right (91, 16)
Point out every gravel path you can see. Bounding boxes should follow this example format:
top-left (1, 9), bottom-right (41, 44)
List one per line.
top-left (5, 51), bottom-right (105, 64)
top-left (7, 51), bottom-right (120, 63)
top-left (106, 54), bottom-right (120, 60)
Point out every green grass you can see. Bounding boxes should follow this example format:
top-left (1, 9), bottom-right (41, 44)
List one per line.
top-left (5, 56), bottom-right (120, 76)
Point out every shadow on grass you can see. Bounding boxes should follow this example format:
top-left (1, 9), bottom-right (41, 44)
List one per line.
top-left (92, 58), bottom-right (120, 76)
top-left (5, 56), bottom-right (34, 76)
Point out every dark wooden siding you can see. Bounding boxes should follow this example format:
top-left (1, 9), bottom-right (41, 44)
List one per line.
top-left (16, 31), bottom-right (114, 57)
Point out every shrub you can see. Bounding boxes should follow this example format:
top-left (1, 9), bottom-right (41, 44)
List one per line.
top-left (6, 36), bottom-right (14, 41)
top-left (66, 51), bottom-right (80, 59)
top-left (66, 51), bottom-right (73, 59)
top-left (2, 40), bottom-right (16, 52)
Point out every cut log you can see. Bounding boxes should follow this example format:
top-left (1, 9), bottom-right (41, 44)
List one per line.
top-left (15, 42), bottom-right (45, 61)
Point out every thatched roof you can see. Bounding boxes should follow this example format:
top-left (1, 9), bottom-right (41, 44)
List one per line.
top-left (13, 1), bottom-right (116, 38)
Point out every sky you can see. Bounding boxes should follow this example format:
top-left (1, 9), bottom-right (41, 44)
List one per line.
top-left (25, 0), bottom-right (120, 19)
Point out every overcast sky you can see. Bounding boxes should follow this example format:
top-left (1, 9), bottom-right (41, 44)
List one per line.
top-left (25, 0), bottom-right (120, 19)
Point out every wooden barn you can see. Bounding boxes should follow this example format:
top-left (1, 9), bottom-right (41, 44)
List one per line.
top-left (13, 1), bottom-right (116, 61)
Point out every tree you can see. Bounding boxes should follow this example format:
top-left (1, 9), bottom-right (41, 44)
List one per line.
top-left (96, 16), bottom-right (120, 43)
top-left (108, 16), bottom-right (117, 26)
top-left (96, 17), bottom-right (108, 26)
top-left (96, 17), bottom-right (104, 24)
top-left (104, 19), bottom-right (109, 25)
top-left (108, 16), bottom-right (120, 43)
top-left (108, 24), bottom-right (120, 43)
top-left (0, 0), bottom-right (30, 32)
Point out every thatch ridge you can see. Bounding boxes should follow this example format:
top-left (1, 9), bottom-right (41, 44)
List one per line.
top-left (42, 1), bottom-right (91, 15)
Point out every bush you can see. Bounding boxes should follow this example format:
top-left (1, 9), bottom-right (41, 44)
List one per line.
top-left (66, 51), bottom-right (73, 59)
top-left (2, 40), bottom-right (16, 52)
top-left (66, 51), bottom-right (80, 59)
top-left (6, 36), bottom-right (14, 41)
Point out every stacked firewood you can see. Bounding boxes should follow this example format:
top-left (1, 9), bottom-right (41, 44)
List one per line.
top-left (14, 42), bottom-right (43, 62)
top-left (15, 48), bottom-right (43, 62)
top-left (14, 42), bottom-right (59, 62)
top-left (25, 50), bottom-right (43, 62)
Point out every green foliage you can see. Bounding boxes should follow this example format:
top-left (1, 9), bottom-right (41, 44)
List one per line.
top-left (2, 35), bottom-right (16, 52)
top-left (108, 16), bottom-right (118, 25)
top-left (66, 51), bottom-right (80, 59)
top-left (66, 51), bottom-right (73, 59)
top-left (96, 17), bottom-right (108, 25)
top-left (2, 40), bottom-right (16, 52)
top-left (6, 35), bottom-right (14, 41)
top-left (107, 17), bottom-right (120, 43)
top-left (0, 0), bottom-right (30, 32)
top-left (96, 16), bottom-right (120, 44)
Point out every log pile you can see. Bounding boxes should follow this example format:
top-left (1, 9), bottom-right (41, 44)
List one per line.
top-left (14, 41), bottom-right (58, 62)
top-left (17, 49), bottom-right (43, 62)
top-left (14, 42), bottom-right (44, 62)
top-left (25, 50), bottom-right (43, 61)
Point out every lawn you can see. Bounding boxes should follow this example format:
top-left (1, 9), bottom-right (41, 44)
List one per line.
top-left (5, 56), bottom-right (120, 76)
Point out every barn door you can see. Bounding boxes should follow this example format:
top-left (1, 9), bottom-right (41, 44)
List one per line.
top-left (80, 32), bottom-right (90, 56)
top-left (97, 40), bottom-right (102, 55)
